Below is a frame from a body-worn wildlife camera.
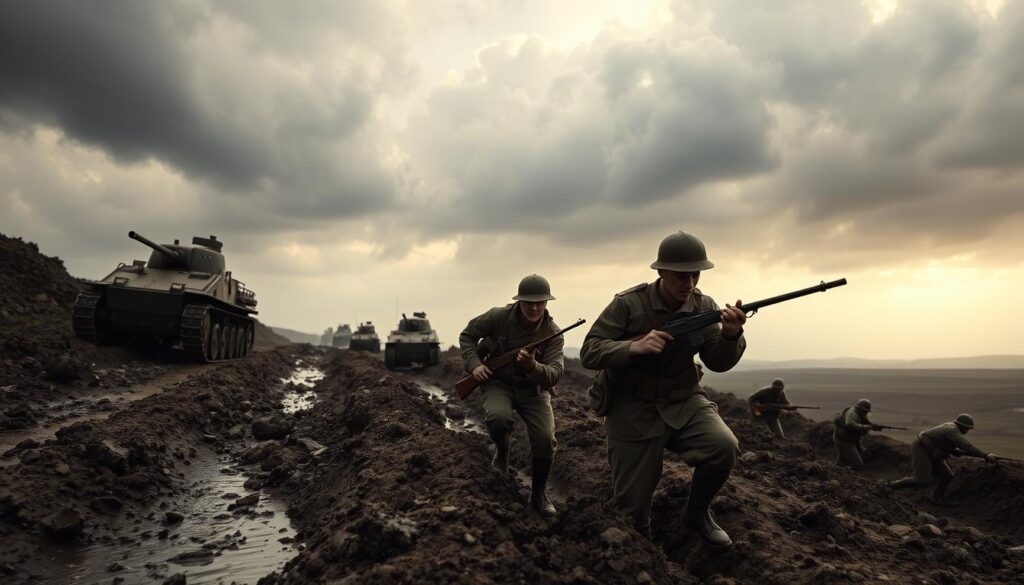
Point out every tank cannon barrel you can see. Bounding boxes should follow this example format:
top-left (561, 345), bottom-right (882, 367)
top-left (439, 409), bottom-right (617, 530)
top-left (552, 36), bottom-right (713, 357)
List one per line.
top-left (129, 230), bottom-right (181, 261)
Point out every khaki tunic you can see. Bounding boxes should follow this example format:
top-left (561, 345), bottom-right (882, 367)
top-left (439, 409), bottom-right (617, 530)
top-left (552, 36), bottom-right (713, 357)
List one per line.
top-left (896, 422), bottom-right (986, 486)
top-left (833, 407), bottom-right (872, 470)
top-left (580, 281), bottom-right (746, 441)
top-left (580, 281), bottom-right (745, 530)
top-left (459, 304), bottom-right (563, 460)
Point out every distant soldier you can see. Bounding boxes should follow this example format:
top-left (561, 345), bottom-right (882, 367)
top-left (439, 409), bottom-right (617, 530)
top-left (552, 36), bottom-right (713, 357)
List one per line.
top-left (581, 231), bottom-right (746, 548)
top-left (459, 274), bottom-right (564, 518)
top-left (833, 399), bottom-right (882, 470)
top-left (888, 414), bottom-right (998, 506)
top-left (748, 378), bottom-right (789, 438)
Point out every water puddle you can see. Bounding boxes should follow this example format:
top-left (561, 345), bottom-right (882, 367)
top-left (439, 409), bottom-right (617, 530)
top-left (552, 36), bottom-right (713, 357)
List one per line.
top-left (416, 381), bottom-right (486, 434)
top-left (280, 361), bottom-right (325, 414)
top-left (44, 453), bottom-right (299, 584)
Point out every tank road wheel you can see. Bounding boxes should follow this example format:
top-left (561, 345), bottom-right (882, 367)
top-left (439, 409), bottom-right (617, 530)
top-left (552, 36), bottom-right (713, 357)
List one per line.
top-left (233, 325), bottom-right (245, 358)
top-left (210, 323), bottom-right (223, 361)
top-left (226, 323), bottom-right (238, 359)
top-left (246, 323), bottom-right (255, 356)
top-left (238, 324), bottom-right (250, 357)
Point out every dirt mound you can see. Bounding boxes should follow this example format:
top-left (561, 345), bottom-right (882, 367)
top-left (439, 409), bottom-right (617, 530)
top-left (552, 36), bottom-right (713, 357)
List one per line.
top-left (253, 320), bottom-right (293, 351)
top-left (264, 350), bottom-right (686, 584)
top-left (414, 355), bottom-right (1024, 584)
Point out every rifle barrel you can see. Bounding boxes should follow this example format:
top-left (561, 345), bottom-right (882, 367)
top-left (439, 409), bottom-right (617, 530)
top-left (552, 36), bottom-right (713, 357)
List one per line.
top-left (741, 278), bottom-right (848, 314)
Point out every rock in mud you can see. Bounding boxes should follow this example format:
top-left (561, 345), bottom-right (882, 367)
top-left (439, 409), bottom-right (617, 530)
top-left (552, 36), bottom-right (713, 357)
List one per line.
top-left (252, 414), bottom-right (294, 440)
top-left (164, 511), bottom-right (185, 525)
top-left (163, 573), bottom-right (187, 584)
top-left (43, 352), bottom-right (85, 384)
top-left (41, 508), bottom-right (84, 543)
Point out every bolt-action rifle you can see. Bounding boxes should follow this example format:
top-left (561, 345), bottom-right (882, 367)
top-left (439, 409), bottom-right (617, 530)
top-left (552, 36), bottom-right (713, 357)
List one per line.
top-left (752, 404), bottom-right (820, 416)
top-left (953, 451), bottom-right (1022, 464)
top-left (455, 319), bottom-right (586, 400)
top-left (637, 279), bottom-right (848, 346)
top-left (871, 424), bottom-right (909, 431)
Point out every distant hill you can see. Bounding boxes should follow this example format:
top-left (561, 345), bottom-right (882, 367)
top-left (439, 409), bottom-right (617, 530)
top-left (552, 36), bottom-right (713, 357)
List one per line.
top-left (734, 355), bottom-right (1024, 370)
top-left (270, 326), bottom-right (321, 345)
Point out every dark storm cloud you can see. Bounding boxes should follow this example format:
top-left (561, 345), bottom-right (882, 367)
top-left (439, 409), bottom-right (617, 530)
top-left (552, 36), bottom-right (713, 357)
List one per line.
top-left (0, 0), bottom-right (396, 216)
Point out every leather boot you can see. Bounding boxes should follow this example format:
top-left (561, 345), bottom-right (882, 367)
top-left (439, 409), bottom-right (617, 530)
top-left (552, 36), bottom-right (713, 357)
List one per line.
top-left (928, 477), bottom-right (959, 507)
top-left (683, 468), bottom-right (733, 549)
top-left (530, 458), bottom-right (557, 518)
top-left (490, 429), bottom-right (510, 475)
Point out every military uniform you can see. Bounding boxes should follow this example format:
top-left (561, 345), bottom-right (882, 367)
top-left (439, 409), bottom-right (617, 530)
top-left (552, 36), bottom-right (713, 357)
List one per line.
top-left (889, 420), bottom-right (988, 503)
top-left (748, 385), bottom-right (789, 438)
top-left (460, 303), bottom-right (563, 461)
top-left (833, 406), bottom-right (873, 470)
top-left (580, 280), bottom-right (744, 538)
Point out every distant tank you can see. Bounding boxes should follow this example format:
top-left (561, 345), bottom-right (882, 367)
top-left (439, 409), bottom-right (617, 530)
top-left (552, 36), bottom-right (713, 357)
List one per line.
top-left (385, 312), bottom-right (441, 369)
top-left (73, 231), bottom-right (258, 362)
top-left (349, 322), bottom-right (380, 353)
top-left (320, 326), bottom-right (334, 347)
top-left (332, 324), bottom-right (352, 348)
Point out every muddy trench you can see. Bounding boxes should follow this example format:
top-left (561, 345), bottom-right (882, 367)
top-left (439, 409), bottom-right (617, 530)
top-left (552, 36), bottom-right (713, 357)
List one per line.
top-left (0, 347), bottom-right (324, 584)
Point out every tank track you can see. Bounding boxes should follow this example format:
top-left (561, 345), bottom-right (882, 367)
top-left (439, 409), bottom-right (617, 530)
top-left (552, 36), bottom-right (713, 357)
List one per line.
top-left (181, 303), bottom-right (254, 363)
top-left (72, 291), bottom-right (104, 341)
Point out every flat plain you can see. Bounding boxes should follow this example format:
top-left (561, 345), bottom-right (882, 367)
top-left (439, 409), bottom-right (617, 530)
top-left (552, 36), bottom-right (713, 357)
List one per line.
top-left (702, 367), bottom-right (1024, 458)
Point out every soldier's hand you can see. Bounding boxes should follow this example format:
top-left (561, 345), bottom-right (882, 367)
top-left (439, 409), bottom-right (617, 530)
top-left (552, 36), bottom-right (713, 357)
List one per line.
top-left (629, 330), bottom-right (673, 356)
top-left (516, 348), bottom-right (537, 370)
top-left (721, 300), bottom-right (746, 339)
top-left (985, 453), bottom-right (998, 464)
top-left (472, 365), bottom-right (493, 382)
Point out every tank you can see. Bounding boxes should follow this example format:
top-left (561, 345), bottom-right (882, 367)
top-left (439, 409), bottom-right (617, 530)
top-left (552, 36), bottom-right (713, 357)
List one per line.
top-left (72, 230), bottom-right (258, 362)
top-left (349, 322), bottom-right (380, 353)
top-left (320, 326), bottom-right (334, 347)
top-left (385, 311), bottom-right (441, 369)
top-left (332, 323), bottom-right (352, 348)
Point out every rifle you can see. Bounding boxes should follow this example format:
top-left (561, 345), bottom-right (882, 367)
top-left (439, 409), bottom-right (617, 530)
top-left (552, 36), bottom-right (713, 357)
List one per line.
top-left (455, 318), bottom-right (586, 400)
top-left (954, 451), bottom-right (1022, 464)
top-left (872, 424), bottom-right (909, 431)
top-left (648, 279), bottom-right (848, 347)
top-left (752, 403), bottom-right (820, 416)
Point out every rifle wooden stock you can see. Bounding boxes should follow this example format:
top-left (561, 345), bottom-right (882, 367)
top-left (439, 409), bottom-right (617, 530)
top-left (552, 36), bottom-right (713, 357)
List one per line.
top-left (455, 319), bottom-right (586, 400)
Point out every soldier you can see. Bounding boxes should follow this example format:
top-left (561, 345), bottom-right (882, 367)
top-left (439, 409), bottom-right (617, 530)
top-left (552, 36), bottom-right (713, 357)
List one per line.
top-left (833, 399), bottom-right (882, 470)
top-left (459, 274), bottom-right (564, 518)
top-left (888, 414), bottom-right (998, 506)
top-left (748, 378), bottom-right (790, 438)
top-left (581, 231), bottom-right (746, 548)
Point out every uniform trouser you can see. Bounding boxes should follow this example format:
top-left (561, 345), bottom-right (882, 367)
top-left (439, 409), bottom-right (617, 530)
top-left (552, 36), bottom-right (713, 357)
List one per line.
top-left (757, 417), bottom-right (785, 438)
top-left (481, 380), bottom-right (556, 461)
top-left (607, 402), bottom-right (738, 532)
top-left (834, 434), bottom-right (865, 470)
top-left (890, 439), bottom-right (953, 487)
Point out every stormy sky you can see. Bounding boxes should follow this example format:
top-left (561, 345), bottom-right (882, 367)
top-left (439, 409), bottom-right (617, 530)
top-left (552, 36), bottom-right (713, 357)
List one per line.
top-left (2, 0), bottom-right (1022, 360)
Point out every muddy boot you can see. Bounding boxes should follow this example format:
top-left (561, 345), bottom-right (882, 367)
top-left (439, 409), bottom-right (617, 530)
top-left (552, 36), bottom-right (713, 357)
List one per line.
top-left (530, 458), bottom-right (557, 518)
top-left (682, 468), bottom-right (732, 549)
top-left (490, 430), bottom-right (510, 476)
top-left (928, 477), bottom-right (959, 507)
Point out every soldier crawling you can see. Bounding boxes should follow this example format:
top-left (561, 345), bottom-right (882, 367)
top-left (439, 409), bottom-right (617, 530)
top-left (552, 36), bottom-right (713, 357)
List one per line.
top-left (887, 414), bottom-right (999, 506)
top-left (581, 231), bottom-right (746, 548)
top-left (459, 274), bottom-right (564, 518)
top-left (748, 378), bottom-right (790, 438)
top-left (833, 399), bottom-right (883, 470)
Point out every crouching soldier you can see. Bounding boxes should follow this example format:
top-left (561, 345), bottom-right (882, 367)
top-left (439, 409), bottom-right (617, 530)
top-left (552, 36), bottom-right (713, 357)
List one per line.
top-left (459, 274), bottom-right (564, 517)
top-left (833, 399), bottom-right (882, 470)
top-left (581, 231), bottom-right (746, 548)
top-left (888, 414), bottom-right (998, 506)
top-left (748, 378), bottom-right (789, 438)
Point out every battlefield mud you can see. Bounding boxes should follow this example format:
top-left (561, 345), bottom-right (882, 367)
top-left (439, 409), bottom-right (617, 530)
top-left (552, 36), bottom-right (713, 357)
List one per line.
top-left (2, 233), bottom-right (1024, 584)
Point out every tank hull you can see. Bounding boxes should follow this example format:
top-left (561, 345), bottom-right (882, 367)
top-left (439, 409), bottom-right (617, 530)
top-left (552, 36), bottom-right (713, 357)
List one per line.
top-left (384, 342), bottom-right (441, 369)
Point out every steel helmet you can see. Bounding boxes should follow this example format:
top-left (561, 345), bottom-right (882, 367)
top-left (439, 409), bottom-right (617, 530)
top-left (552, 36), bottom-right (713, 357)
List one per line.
top-left (854, 399), bottom-right (872, 412)
top-left (513, 274), bottom-right (555, 302)
top-left (954, 413), bottom-right (975, 430)
top-left (771, 378), bottom-right (785, 389)
top-left (650, 231), bottom-right (715, 272)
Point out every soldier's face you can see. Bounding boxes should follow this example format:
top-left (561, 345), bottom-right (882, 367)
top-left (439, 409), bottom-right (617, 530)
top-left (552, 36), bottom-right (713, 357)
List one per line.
top-left (659, 270), bottom-right (701, 304)
top-left (519, 301), bottom-right (547, 324)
